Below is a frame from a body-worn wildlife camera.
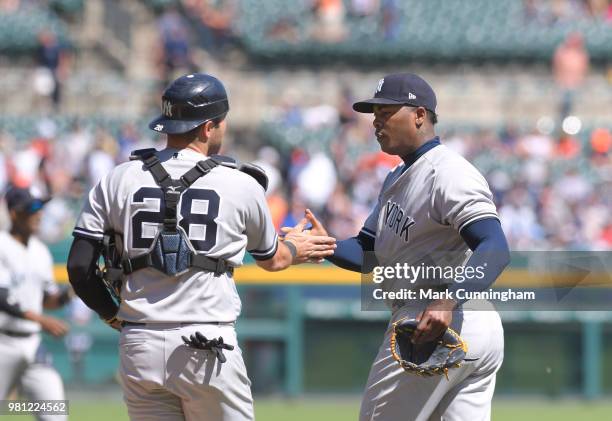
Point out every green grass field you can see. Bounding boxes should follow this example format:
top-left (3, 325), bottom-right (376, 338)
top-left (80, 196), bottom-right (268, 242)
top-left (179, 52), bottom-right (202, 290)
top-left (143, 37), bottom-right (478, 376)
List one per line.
top-left (2, 398), bottom-right (612, 420)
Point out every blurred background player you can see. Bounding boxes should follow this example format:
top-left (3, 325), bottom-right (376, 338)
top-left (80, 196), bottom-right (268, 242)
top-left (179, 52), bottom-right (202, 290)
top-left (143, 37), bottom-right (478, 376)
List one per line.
top-left (0, 187), bottom-right (70, 421)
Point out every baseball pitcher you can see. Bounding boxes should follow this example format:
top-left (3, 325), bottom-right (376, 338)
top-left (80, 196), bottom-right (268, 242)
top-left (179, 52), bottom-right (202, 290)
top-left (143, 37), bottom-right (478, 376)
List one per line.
top-left (302, 73), bottom-right (510, 421)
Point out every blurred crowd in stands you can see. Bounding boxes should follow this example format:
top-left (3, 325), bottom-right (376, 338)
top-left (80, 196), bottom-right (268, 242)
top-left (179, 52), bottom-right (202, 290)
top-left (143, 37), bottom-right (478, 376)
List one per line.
top-left (1, 103), bottom-right (610, 251)
top-left (34, 29), bottom-right (71, 108)
top-left (252, 0), bottom-right (612, 45)
top-left (523, 0), bottom-right (612, 23)
top-left (155, 0), bottom-right (238, 84)
top-left (258, 0), bottom-right (612, 45)
top-left (263, 89), bottom-right (612, 251)
top-left (553, 32), bottom-right (590, 120)
top-left (0, 119), bottom-right (163, 241)
top-left (1, 0), bottom-right (610, 252)
top-left (0, 0), bottom-right (23, 11)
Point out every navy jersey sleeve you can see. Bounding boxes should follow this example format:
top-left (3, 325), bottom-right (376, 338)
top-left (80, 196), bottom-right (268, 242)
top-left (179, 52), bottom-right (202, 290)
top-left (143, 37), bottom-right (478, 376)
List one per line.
top-left (447, 218), bottom-right (510, 304)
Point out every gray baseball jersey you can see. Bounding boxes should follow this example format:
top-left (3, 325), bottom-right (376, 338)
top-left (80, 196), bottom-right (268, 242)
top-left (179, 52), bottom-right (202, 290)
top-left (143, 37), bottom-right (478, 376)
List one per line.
top-left (73, 148), bottom-right (278, 323)
top-left (358, 143), bottom-right (503, 421)
top-left (0, 231), bottom-right (58, 333)
top-left (361, 144), bottom-right (498, 308)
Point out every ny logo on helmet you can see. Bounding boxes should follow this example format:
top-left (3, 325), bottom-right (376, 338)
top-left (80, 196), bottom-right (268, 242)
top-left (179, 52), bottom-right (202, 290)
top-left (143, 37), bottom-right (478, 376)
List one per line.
top-left (162, 100), bottom-right (173, 117)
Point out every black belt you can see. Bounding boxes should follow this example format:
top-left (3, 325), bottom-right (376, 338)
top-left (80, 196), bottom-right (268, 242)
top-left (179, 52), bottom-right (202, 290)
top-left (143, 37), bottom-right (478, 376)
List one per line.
top-left (0, 329), bottom-right (34, 337)
top-left (121, 321), bottom-right (234, 328)
top-left (123, 253), bottom-right (234, 276)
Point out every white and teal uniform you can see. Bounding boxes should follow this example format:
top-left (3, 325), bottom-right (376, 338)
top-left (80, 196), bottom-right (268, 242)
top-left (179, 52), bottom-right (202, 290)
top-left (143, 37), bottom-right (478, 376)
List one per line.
top-left (0, 231), bottom-right (66, 421)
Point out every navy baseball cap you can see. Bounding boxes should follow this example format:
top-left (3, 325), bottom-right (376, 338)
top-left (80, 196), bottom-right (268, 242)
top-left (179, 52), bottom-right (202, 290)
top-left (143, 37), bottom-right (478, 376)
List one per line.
top-left (5, 188), bottom-right (50, 213)
top-left (353, 73), bottom-right (437, 114)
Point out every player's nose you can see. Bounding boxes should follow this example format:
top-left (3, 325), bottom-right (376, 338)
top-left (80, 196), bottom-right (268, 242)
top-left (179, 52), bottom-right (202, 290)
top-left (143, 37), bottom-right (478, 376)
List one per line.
top-left (373, 119), bottom-right (383, 130)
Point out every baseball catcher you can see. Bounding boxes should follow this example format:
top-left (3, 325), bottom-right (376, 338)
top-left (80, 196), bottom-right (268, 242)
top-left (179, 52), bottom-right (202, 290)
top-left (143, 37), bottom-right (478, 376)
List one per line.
top-left (67, 72), bottom-right (337, 421)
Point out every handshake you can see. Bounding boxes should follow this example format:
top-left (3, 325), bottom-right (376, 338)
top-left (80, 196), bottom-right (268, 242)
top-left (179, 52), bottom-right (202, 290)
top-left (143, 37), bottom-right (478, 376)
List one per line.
top-left (280, 209), bottom-right (336, 265)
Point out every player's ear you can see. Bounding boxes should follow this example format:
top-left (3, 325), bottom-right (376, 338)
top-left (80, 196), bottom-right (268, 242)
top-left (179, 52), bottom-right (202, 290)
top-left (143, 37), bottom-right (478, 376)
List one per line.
top-left (200, 120), bottom-right (215, 140)
top-left (414, 107), bottom-right (427, 128)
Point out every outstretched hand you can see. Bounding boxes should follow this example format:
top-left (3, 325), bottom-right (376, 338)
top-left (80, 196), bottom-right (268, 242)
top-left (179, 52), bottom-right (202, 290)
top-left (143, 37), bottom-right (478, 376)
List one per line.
top-left (281, 210), bottom-right (336, 264)
top-left (304, 208), bottom-right (329, 236)
top-left (281, 209), bottom-right (329, 237)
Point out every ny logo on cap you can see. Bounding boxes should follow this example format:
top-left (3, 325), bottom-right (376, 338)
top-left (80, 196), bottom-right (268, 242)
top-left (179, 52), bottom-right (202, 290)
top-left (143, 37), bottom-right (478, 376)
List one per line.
top-left (376, 78), bottom-right (385, 94)
top-left (162, 100), bottom-right (173, 117)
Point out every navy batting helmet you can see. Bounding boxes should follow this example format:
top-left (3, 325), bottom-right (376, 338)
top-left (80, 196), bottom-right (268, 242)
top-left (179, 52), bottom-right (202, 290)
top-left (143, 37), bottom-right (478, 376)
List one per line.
top-left (149, 73), bottom-right (229, 134)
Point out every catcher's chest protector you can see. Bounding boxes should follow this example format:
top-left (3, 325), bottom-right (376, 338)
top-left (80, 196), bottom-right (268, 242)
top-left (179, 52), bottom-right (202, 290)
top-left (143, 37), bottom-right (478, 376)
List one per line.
top-left (125, 149), bottom-right (229, 277)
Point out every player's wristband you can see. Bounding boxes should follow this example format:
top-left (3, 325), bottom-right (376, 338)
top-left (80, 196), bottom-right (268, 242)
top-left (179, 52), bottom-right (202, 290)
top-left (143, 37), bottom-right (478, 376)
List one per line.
top-left (284, 240), bottom-right (298, 259)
